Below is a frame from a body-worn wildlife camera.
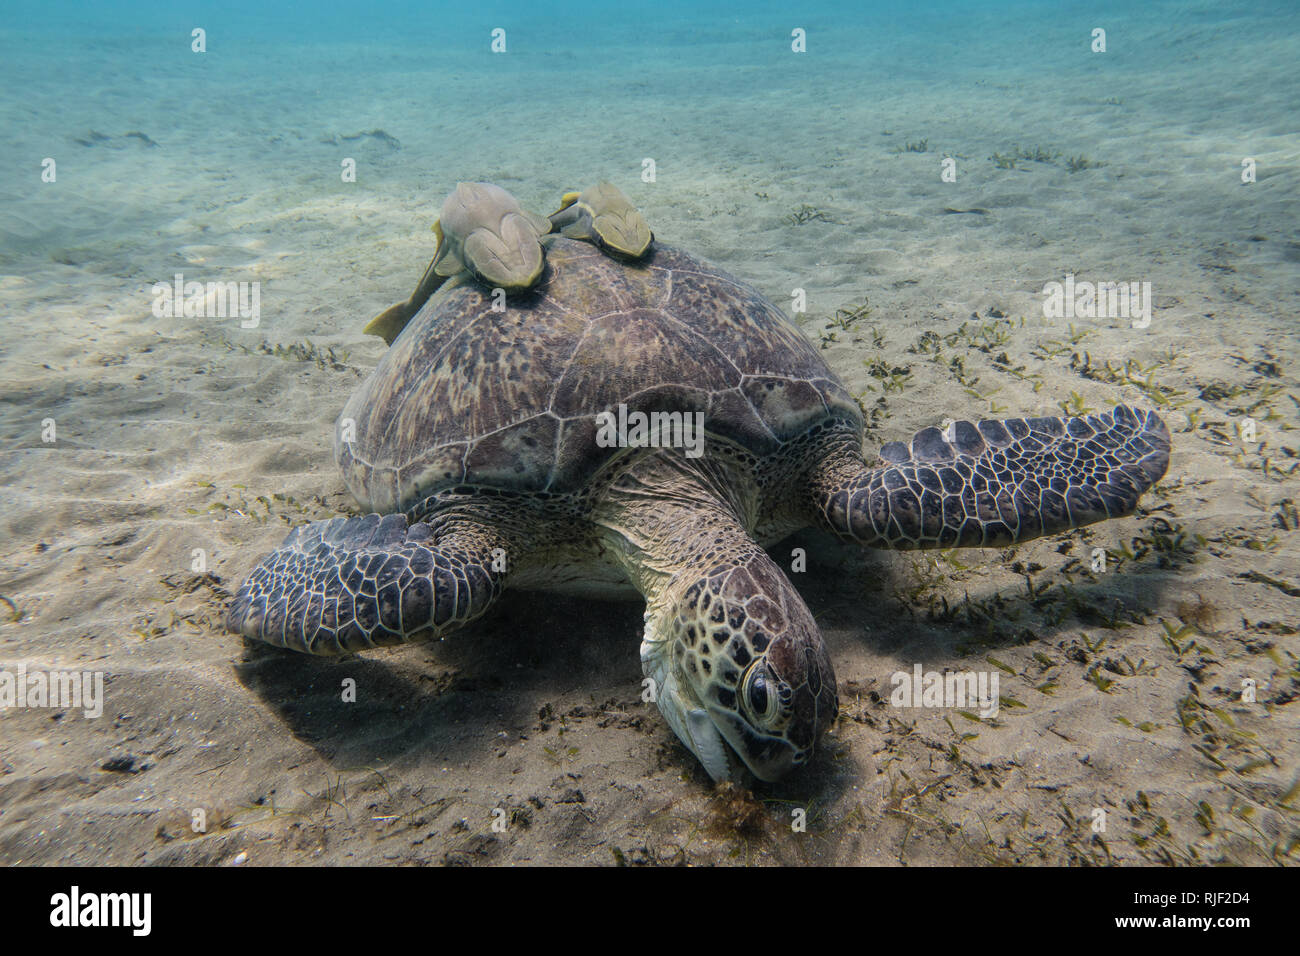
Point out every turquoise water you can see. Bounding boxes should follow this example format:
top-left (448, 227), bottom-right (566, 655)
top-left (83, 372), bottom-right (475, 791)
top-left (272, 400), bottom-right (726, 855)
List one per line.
top-left (5, 2), bottom-right (1296, 268)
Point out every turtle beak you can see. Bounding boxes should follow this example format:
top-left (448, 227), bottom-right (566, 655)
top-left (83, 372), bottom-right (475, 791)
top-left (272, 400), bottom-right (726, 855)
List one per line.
top-left (642, 634), bottom-right (741, 783)
top-left (687, 708), bottom-right (735, 783)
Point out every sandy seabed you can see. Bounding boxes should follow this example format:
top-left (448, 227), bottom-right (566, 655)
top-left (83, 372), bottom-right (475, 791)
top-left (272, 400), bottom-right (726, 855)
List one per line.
top-left (1, 2), bottom-right (1297, 864)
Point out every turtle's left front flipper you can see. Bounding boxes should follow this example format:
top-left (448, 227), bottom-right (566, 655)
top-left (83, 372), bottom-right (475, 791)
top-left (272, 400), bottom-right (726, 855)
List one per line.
top-left (810, 405), bottom-right (1170, 549)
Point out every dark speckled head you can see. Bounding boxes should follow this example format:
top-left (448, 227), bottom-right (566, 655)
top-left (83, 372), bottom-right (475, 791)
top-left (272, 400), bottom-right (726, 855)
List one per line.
top-left (336, 237), bottom-right (861, 514)
top-left (659, 556), bottom-right (839, 781)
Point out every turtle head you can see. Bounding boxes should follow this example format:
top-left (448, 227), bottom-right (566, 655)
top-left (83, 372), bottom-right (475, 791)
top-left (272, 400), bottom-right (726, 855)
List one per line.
top-left (643, 563), bottom-right (838, 783)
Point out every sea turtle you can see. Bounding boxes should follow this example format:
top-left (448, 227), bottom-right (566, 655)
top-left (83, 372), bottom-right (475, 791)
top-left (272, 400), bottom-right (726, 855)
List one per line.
top-left (227, 235), bottom-right (1171, 783)
top-left (364, 182), bottom-right (551, 345)
top-left (548, 181), bottom-right (653, 260)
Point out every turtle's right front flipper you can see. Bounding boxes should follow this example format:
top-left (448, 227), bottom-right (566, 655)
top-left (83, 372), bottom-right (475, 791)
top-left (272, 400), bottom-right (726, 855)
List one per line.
top-left (226, 513), bottom-right (508, 654)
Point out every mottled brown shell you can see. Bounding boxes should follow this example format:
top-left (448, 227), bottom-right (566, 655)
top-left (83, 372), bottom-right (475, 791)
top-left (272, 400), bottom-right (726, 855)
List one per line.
top-left (336, 237), bottom-right (861, 513)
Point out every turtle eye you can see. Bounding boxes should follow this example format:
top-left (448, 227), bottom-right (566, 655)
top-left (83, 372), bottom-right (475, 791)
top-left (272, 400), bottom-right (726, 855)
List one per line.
top-left (741, 663), bottom-right (779, 726)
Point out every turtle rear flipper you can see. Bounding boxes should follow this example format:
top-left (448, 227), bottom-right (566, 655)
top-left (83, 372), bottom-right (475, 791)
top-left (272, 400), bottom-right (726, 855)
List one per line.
top-left (813, 405), bottom-right (1170, 549)
top-left (226, 513), bottom-right (508, 654)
